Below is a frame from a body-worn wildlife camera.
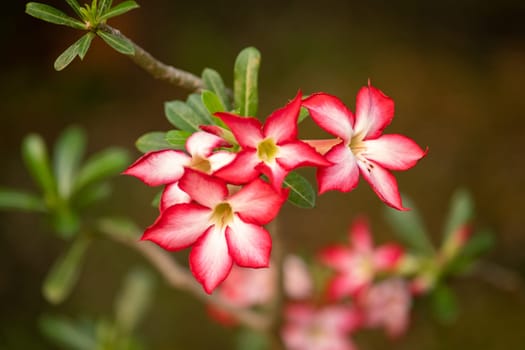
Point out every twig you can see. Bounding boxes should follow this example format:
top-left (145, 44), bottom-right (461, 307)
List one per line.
top-left (98, 24), bottom-right (205, 92)
top-left (100, 225), bottom-right (271, 332)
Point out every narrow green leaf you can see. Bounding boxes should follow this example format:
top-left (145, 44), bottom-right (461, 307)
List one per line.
top-left (22, 134), bottom-right (57, 200)
top-left (97, 217), bottom-right (141, 239)
top-left (443, 188), bottom-right (474, 241)
top-left (283, 172), bottom-right (316, 208)
top-left (97, 0), bottom-right (113, 17)
top-left (39, 315), bottom-right (97, 350)
top-left (447, 230), bottom-right (495, 274)
top-left (99, 0), bottom-right (139, 21)
top-left (97, 30), bottom-right (135, 55)
top-left (431, 285), bottom-right (458, 324)
top-left (26, 3), bottom-right (86, 29)
top-left (74, 182), bottom-right (112, 208)
top-left (235, 328), bottom-right (269, 350)
top-left (165, 100), bottom-right (209, 132)
top-left (298, 107), bottom-right (310, 123)
top-left (165, 130), bottom-right (192, 149)
top-left (151, 191), bottom-right (161, 208)
top-left (53, 126), bottom-right (86, 199)
top-left (51, 202), bottom-right (80, 238)
top-left (202, 90), bottom-right (226, 115)
top-left (43, 236), bottom-right (90, 304)
top-left (187, 93), bottom-right (213, 123)
top-left (233, 47), bottom-right (261, 117)
top-left (0, 188), bottom-right (46, 212)
top-left (73, 148), bottom-right (130, 193)
top-left (78, 32), bottom-right (95, 59)
top-left (115, 268), bottom-right (155, 333)
top-left (65, 0), bottom-right (83, 18)
top-left (202, 68), bottom-right (231, 110)
top-left (135, 131), bottom-right (172, 153)
top-left (384, 197), bottom-right (435, 255)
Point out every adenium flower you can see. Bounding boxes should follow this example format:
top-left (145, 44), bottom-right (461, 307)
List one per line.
top-left (123, 131), bottom-right (235, 210)
top-left (319, 216), bottom-right (403, 300)
top-left (214, 91), bottom-right (331, 190)
top-left (357, 278), bottom-right (412, 338)
top-left (302, 82), bottom-right (427, 210)
top-left (282, 303), bottom-right (361, 350)
top-left (142, 169), bottom-right (286, 293)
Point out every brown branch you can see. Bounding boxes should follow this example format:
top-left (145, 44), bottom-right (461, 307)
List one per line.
top-left (100, 224), bottom-right (271, 332)
top-left (98, 24), bottom-right (205, 92)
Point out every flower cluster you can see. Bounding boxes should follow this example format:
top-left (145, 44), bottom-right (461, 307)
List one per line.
top-left (124, 83), bottom-right (426, 293)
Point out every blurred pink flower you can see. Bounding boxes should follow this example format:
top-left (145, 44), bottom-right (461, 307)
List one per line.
top-left (319, 216), bottom-right (404, 300)
top-left (282, 303), bottom-right (361, 350)
top-left (302, 83), bottom-right (426, 210)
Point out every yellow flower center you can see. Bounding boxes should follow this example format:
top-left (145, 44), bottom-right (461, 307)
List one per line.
top-left (210, 202), bottom-right (234, 228)
top-left (257, 138), bottom-right (279, 163)
top-left (349, 132), bottom-right (366, 155)
top-left (190, 155), bottom-right (212, 174)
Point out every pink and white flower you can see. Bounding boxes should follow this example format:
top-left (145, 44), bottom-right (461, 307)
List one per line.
top-left (282, 303), bottom-right (361, 350)
top-left (142, 169), bottom-right (286, 293)
top-left (123, 131), bottom-right (235, 210)
top-left (319, 216), bottom-right (404, 300)
top-left (357, 278), bottom-right (412, 338)
top-left (302, 83), bottom-right (426, 210)
top-left (214, 92), bottom-right (331, 190)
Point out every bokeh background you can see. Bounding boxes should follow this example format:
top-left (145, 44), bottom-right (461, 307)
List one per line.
top-left (1, 0), bottom-right (525, 349)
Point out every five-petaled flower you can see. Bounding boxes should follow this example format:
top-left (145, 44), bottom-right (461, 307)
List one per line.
top-left (302, 82), bottom-right (427, 210)
top-left (141, 169), bottom-right (287, 293)
top-left (213, 91), bottom-right (331, 191)
top-left (319, 216), bottom-right (404, 300)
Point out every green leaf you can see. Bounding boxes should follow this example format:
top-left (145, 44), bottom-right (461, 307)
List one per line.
top-left (99, 0), bottom-right (139, 21)
top-left (234, 47), bottom-right (261, 117)
top-left (74, 182), bottom-right (112, 208)
top-left (39, 315), bottom-right (97, 350)
top-left (115, 268), bottom-right (155, 334)
top-left (51, 203), bottom-right (80, 238)
top-left (43, 236), bottom-right (90, 304)
top-left (431, 285), bottom-right (458, 324)
top-left (298, 106), bottom-right (310, 123)
top-left (384, 197), bottom-right (435, 255)
top-left (165, 100), bottom-right (210, 132)
top-left (165, 130), bottom-right (192, 149)
top-left (135, 131), bottom-right (172, 153)
top-left (73, 148), bottom-right (130, 193)
top-left (22, 134), bottom-right (57, 201)
top-left (97, 30), bottom-right (135, 55)
top-left (186, 93), bottom-right (213, 123)
top-left (97, 217), bottom-right (141, 239)
top-left (447, 230), bottom-right (495, 274)
top-left (97, 0), bottom-right (113, 17)
top-left (202, 68), bottom-right (230, 110)
top-left (151, 191), bottom-right (161, 208)
top-left (201, 90), bottom-right (226, 115)
top-left (78, 32), bottom-right (95, 59)
top-left (283, 172), bottom-right (316, 208)
top-left (53, 126), bottom-right (86, 199)
top-left (443, 188), bottom-right (474, 241)
top-left (65, 0), bottom-right (83, 18)
top-left (235, 328), bottom-right (269, 350)
top-left (0, 188), bottom-right (46, 212)
top-left (26, 3), bottom-right (86, 29)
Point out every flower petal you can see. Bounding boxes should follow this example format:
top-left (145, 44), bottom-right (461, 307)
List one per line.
top-left (179, 169), bottom-right (228, 208)
top-left (257, 161), bottom-right (289, 191)
top-left (327, 275), bottom-right (364, 300)
top-left (226, 216), bottom-right (272, 267)
top-left (213, 150), bottom-right (261, 185)
top-left (354, 83), bottom-right (394, 139)
top-left (159, 182), bottom-right (191, 212)
top-left (302, 139), bottom-right (343, 155)
top-left (229, 178), bottom-right (285, 225)
top-left (215, 112), bottom-right (263, 148)
top-left (190, 226), bottom-right (233, 294)
top-left (316, 143), bottom-right (359, 194)
top-left (373, 244), bottom-right (404, 270)
top-left (318, 246), bottom-right (353, 271)
top-left (263, 91), bottom-right (301, 143)
top-left (208, 151), bottom-right (236, 173)
top-left (358, 161), bottom-right (407, 210)
top-left (349, 217), bottom-right (372, 253)
top-left (363, 134), bottom-right (427, 171)
top-left (123, 150), bottom-right (190, 186)
top-left (302, 93), bottom-right (354, 142)
top-left (277, 141), bottom-right (332, 169)
top-left (319, 306), bottom-right (362, 333)
top-left (186, 131), bottom-right (230, 157)
top-left (142, 203), bottom-right (211, 250)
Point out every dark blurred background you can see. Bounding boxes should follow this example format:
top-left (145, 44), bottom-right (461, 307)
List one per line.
top-left (1, 0), bottom-right (525, 349)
